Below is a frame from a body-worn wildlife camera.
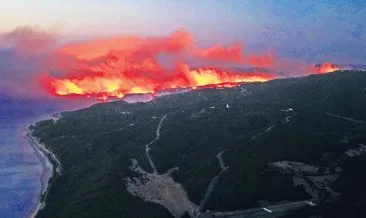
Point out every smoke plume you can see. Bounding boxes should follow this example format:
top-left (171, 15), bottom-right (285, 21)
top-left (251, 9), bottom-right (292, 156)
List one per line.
top-left (0, 26), bottom-right (339, 100)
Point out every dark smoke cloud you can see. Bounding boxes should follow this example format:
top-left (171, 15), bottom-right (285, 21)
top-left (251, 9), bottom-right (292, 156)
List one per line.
top-left (0, 26), bottom-right (340, 100)
top-left (0, 49), bottom-right (44, 98)
top-left (274, 58), bottom-right (315, 77)
top-left (0, 26), bottom-right (60, 98)
top-left (0, 26), bottom-right (58, 54)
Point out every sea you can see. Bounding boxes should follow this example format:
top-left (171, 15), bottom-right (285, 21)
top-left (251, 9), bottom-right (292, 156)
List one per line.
top-left (0, 95), bottom-right (93, 218)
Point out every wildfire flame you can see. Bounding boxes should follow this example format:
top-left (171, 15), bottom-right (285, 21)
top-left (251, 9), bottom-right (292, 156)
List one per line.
top-left (41, 65), bottom-right (274, 100)
top-left (311, 62), bottom-right (340, 74)
top-left (40, 29), bottom-right (339, 101)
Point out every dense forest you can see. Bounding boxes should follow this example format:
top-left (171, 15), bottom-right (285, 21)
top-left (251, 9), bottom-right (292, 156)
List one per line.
top-left (32, 71), bottom-right (366, 218)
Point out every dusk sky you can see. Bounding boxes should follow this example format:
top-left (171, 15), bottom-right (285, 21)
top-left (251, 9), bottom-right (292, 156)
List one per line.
top-left (1, 0), bottom-right (365, 63)
top-left (1, 2), bottom-right (365, 218)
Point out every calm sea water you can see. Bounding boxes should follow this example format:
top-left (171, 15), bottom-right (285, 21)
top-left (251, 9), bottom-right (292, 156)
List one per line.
top-left (0, 96), bottom-right (93, 218)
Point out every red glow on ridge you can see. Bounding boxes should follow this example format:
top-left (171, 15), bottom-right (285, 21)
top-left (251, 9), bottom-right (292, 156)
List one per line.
top-left (40, 29), bottom-right (339, 101)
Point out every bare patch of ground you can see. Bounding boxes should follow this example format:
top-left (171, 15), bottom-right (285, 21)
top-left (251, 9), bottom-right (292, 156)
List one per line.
top-left (270, 161), bottom-right (319, 174)
top-left (125, 115), bottom-right (197, 218)
top-left (271, 160), bottom-right (340, 203)
top-left (345, 144), bottom-right (366, 157)
top-left (126, 160), bottom-right (197, 218)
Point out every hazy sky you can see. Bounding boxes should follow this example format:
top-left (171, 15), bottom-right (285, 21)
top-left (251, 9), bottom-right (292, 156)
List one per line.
top-left (1, 0), bottom-right (365, 63)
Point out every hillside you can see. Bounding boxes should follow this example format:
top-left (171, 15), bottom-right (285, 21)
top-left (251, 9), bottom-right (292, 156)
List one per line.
top-left (31, 70), bottom-right (366, 218)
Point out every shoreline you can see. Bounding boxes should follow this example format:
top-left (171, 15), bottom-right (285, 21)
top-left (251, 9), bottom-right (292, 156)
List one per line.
top-left (26, 117), bottom-right (62, 218)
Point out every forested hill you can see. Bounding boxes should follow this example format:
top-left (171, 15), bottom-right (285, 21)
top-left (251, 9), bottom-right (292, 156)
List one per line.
top-left (32, 70), bottom-right (366, 218)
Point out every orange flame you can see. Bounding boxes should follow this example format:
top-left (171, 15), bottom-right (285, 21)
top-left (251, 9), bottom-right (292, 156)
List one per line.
top-left (41, 65), bottom-right (274, 100)
top-left (40, 29), bottom-right (339, 100)
top-left (311, 62), bottom-right (340, 74)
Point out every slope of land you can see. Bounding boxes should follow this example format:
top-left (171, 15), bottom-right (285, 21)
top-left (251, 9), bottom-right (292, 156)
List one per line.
top-left (31, 70), bottom-right (366, 218)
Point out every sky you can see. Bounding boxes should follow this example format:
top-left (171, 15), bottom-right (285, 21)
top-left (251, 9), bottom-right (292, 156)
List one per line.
top-left (0, 0), bottom-right (365, 63)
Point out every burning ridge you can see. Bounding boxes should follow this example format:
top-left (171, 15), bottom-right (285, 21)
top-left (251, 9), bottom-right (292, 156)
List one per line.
top-left (39, 29), bottom-right (339, 101)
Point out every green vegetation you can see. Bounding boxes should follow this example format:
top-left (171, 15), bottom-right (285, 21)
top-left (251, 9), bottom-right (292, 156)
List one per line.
top-left (32, 71), bottom-right (366, 217)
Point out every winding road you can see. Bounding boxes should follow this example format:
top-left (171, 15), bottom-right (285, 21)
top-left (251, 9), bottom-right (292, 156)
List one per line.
top-left (217, 150), bottom-right (228, 170)
top-left (126, 114), bottom-right (198, 217)
top-left (325, 112), bottom-right (366, 125)
top-left (196, 150), bottom-right (229, 216)
top-left (145, 114), bottom-right (168, 174)
top-left (198, 200), bottom-right (314, 217)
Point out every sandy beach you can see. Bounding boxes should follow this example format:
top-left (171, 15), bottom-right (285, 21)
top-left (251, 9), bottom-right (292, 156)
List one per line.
top-left (26, 116), bottom-right (62, 218)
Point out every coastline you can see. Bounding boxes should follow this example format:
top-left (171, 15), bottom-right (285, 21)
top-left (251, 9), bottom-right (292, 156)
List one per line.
top-left (26, 117), bottom-right (62, 218)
